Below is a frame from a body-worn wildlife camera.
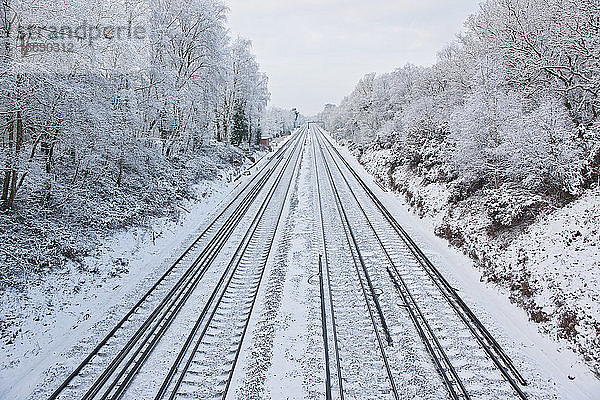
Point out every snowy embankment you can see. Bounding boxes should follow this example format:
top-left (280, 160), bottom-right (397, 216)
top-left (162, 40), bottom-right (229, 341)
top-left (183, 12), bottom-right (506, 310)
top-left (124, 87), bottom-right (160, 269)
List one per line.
top-left (0, 144), bottom-right (262, 397)
top-left (353, 144), bottom-right (600, 376)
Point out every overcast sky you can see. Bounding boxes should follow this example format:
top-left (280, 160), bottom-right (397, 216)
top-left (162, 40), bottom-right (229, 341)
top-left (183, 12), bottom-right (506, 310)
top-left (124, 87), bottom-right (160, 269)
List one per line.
top-left (226, 0), bottom-right (482, 116)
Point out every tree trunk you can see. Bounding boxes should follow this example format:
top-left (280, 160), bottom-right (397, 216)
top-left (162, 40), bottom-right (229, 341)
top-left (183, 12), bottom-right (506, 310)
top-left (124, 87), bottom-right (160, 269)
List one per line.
top-left (46, 142), bottom-right (54, 173)
top-left (1, 114), bottom-right (13, 205)
top-left (1, 170), bottom-right (10, 203)
top-left (6, 169), bottom-right (17, 209)
top-left (5, 110), bottom-right (24, 209)
top-left (116, 158), bottom-right (123, 186)
top-left (248, 112), bottom-right (252, 150)
top-left (116, 145), bottom-right (124, 186)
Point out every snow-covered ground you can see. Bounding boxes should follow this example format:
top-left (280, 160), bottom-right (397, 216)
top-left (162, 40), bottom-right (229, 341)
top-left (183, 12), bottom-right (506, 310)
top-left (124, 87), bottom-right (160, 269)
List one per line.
top-left (497, 189), bottom-right (600, 365)
top-left (2, 127), bottom-right (598, 399)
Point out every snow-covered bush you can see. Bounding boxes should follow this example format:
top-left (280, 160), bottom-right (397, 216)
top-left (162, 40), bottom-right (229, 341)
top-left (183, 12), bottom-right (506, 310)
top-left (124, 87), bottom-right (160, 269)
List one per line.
top-left (508, 95), bottom-right (583, 196)
top-left (484, 187), bottom-right (547, 229)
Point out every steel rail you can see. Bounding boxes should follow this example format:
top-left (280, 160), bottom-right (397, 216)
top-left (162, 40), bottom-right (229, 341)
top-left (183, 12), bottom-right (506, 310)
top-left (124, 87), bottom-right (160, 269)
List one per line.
top-left (101, 128), bottom-right (309, 400)
top-left (92, 168), bottom-right (274, 400)
top-left (311, 129), bottom-right (344, 400)
top-left (220, 132), bottom-right (307, 400)
top-left (82, 131), bottom-right (302, 400)
top-left (318, 254), bottom-right (333, 400)
top-left (154, 130), bottom-right (306, 400)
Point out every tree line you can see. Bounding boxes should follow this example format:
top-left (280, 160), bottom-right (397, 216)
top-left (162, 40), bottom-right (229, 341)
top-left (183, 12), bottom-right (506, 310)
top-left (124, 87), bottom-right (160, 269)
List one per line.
top-left (0, 0), bottom-right (269, 211)
top-left (319, 0), bottom-right (599, 226)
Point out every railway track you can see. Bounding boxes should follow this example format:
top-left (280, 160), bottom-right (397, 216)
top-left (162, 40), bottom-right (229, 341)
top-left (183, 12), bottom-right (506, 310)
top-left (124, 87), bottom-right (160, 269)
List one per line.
top-left (312, 130), bottom-right (402, 400)
top-left (311, 125), bottom-right (529, 400)
top-left (45, 128), bottom-right (307, 400)
top-left (312, 135), bottom-right (344, 400)
top-left (153, 130), bottom-right (305, 400)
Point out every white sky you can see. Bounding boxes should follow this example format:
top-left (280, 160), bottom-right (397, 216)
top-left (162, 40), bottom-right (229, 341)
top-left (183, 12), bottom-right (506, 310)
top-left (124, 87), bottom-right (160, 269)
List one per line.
top-left (226, 0), bottom-right (482, 116)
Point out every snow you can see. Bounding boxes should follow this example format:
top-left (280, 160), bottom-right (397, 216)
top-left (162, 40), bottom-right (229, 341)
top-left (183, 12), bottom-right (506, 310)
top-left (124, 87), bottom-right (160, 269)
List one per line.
top-left (330, 133), bottom-right (600, 399)
top-left (498, 188), bottom-right (600, 365)
top-left (2, 126), bottom-right (599, 399)
top-left (229, 132), bottom-right (322, 400)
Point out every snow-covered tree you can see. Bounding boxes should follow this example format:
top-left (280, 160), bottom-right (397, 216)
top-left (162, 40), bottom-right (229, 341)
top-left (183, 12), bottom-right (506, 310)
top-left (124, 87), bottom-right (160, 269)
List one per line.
top-left (320, 0), bottom-right (598, 201)
top-left (0, 0), bottom-right (270, 211)
top-left (263, 107), bottom-right (301, 138)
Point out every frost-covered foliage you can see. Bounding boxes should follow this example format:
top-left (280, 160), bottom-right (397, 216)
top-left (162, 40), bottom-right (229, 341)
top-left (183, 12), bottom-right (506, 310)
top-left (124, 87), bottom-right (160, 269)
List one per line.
top-left (0, 1), bottom-right (267, 284)
top-left (319, 0), bottom-right (600, 202)
top-left (262, 107), bottom-right (303, 138)
top-left (0, 0), bottom-right (269, 208)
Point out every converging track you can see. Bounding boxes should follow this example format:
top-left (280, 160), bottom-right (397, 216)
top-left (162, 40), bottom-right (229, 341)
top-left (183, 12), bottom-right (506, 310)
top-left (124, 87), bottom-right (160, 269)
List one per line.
top-left (36, 124), bottom-right (540, 400)
top-left (310, 125), bottom-right (528, 400)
